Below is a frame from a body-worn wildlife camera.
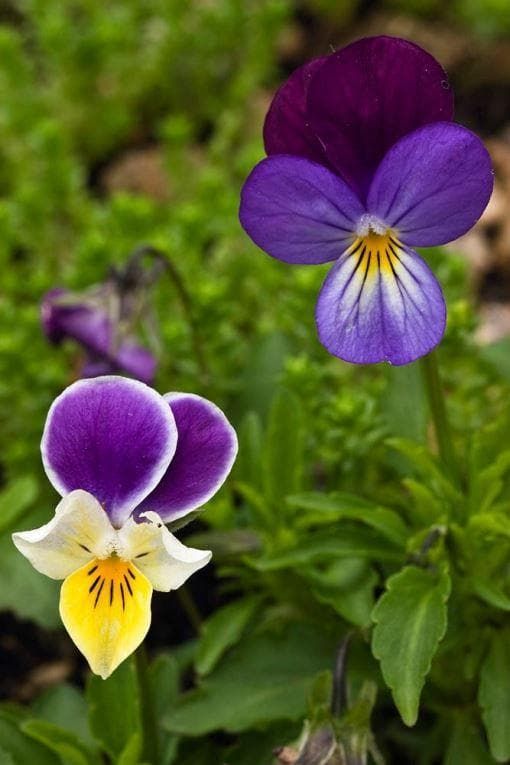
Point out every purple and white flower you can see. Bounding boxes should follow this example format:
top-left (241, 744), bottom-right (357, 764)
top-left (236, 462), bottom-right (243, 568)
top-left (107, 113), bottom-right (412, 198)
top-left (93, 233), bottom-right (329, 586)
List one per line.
top-left (13, 376), bottom-right (237, 678)
top-left (239, 36), bottom-right (494, 365)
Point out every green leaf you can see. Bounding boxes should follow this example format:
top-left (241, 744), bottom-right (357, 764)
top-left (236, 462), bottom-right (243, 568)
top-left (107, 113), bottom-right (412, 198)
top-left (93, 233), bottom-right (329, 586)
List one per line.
top-left (235, 411), bottom-right (263, 489)
top-left (0, 476), bottom-right (38, 533)
top-left (116, 733), bottom-right (142, 765)
top-left (31, 684), bottom-right (94, 746)
top-left (21, 720), bottom-right (99, 765)
top-left (471, 578), bottom-right (510, 611)
top-left (384, 363), bottom-right (427, 442)
top-left (196, 595), bottom-right (262, 675)
top-left (445, 712), bottom-right (494, 765)
top-left (309, 559), bottom-right (377, 627)
top-left (0, 531), bottom-right (59, 627)
top-left (0, 709), bottom-right (59, 765)
top-left (149, 654), bottom-right (180, 765)
top-left (372, 565), bottom-right (451, 726)
top-left (287, 492), bottom-right (408, 545)
top-left (86, 658), bottom-right (142, 761)
top-left (254, 526), bottom-right (403, 572)
top-left (479, 628), bottom-right (510, 761)
top-left (165, 625), bottom-right (337, 735)
top-left (0, 747), bottom-right (15, 765)
top-left (263, 389), bottom-right (304, 509)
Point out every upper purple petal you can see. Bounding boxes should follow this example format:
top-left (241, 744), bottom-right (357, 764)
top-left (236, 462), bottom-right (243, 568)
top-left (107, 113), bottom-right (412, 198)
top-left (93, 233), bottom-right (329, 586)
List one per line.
top-left (367, 122), bottom-right (494, 247)
top-left (315, 240), bottom-right (446, 365)
top-left (41, 376), bottom-right (178, 527)
top-left (263, 56), bottom-right (328, 164)
top-left (239, 155), bottom-right (365, 265)
top-left (136, 393), bottom-right (238, 523)
top-left (306, 36), bottom-right (454, 199)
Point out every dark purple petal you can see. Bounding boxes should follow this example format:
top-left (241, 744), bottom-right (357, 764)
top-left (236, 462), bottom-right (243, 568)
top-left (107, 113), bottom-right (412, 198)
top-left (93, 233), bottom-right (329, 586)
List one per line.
top-left (315, 239), bottom-right (446, 365)
top-left (136, 393), bottom-right (238, 523)
top-left (115, 344), bottom-right (157, 384)
top-left (307, 36), bottom-right (454, 199)
top-left (41, 376), bottom-right (178, 527)
top-left (239, 155), bottom-right (365, 264)
top-left (367, 122), bottom-right (494, 246)
top-left (264, 56), bottom-right (328, 164)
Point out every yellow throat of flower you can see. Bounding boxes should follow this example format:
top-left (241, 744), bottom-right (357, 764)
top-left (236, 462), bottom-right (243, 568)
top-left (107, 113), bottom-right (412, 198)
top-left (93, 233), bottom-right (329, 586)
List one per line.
top-left (348, 230), bottom-right (401, 280)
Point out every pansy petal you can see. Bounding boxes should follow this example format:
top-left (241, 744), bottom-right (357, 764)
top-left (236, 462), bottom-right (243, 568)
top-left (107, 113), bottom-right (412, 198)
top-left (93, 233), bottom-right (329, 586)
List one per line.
top-left (307, 36), bottom-right (454, 199)
top-left (118, 512), bottom-right (211, 591)
top-left (264, 56), bottom-right (328, 163)
top-left (367, 122), bottom-right (494, 246)
top-left (42, 377), bottom-right (177, 528)
top-left (12, 490), bottom-right (115, 579)
top-left (115, 343), bottom-right (157, 384)
top-left (136, 393), bottom-right (238, 522)
top-left (60, 556), bottom-right (152, 678)
top-left (315, 237), bottom-right (446, 365)
top-left (41, 288), bottom-right (111, 355)
top-left (239, 155), bottom-right (365, 264)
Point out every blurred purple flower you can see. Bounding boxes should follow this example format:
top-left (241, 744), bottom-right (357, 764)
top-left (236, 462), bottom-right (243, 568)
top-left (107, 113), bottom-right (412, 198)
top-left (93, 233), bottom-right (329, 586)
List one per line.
top-left (240, 36), bottom-right (494, 365)
top-left (41, 287), bottom-right (157, 383)
top-left (13, 376), bottom-right (238, 677)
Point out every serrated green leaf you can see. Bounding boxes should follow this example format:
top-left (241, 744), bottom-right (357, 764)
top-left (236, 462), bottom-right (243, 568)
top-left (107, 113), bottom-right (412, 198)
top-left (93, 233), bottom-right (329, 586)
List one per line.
top-left (196, 595), bottom-right (262, 675)
top-left (86, 658), bottom-right (141, 761)
top-left (287, 492), bottom-right (408, 545)
top-left (372, 565), bottom-right (450, 726)
top-left (21, 719), bottom-right (99, 765)
top-left (309, 559), bottom-right (377, 627)
top-left (479, 629), bottom-right (510, 761)
top-left (254, 526), bottom-right (403, 572)
top-left (165, 625), bottom-right (337, 735)
top-left (263, 389), bottom-right (304, 509)
top-left (471, 578), bottom-right (510, 611)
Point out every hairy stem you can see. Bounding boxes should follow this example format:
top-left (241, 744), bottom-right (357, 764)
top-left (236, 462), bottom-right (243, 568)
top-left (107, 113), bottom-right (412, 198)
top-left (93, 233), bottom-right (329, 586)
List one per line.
top-left (420, 351), bottom-right (460, 485)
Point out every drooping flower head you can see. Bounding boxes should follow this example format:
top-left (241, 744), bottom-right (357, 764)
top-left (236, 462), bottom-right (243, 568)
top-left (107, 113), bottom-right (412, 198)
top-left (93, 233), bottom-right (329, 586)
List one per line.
top-left (240, 36), bottom-right (494, 364)
top-left (13, 377), bottom-right (237, 678)
top-left (42, 287), bottom-right (157, 383)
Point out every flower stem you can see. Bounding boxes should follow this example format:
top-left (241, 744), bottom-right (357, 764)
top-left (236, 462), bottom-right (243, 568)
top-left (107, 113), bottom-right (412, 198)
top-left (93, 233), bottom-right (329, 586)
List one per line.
top-left (419, 351), bottom-right (460, 485)
top-left (135, 646), bottom-right (159, 765)
top-left (177, 585), bottom-right (203, 635)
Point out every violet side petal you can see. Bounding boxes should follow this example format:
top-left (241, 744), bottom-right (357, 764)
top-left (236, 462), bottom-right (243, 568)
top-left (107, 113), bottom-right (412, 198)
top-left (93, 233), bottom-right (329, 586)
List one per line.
top-left (315, 241), bottom-right (446, 365)
top-left (116, 343), bottom-right (157, 385)
top-left (136, 393), bottom-right (238, 523)
top-left (367, 122), bottom-right (494, 246)
top-left (239, 155), bottom-right (365, 265)
top-left (307, 36), bottom-right (454, 199)
top-left (41, 376), bottom-right (178, 527)
top-left (264, 56), bottom-right (328, 164)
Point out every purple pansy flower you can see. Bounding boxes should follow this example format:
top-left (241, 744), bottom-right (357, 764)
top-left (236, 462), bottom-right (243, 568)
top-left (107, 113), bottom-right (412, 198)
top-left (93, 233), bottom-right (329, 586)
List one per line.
top-left (240, 36), bottom-right (494, 365)
top-left (13, 376), bottom-right (237, 678)
top-left (41, 288), bottom-right (157, 384)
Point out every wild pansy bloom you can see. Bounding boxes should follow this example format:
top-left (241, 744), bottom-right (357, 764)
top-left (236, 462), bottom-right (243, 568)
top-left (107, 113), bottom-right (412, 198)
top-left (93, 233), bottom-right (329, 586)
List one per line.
top-left (13, 376), bottom-right (237, 678)
top-left (42, 287), bottom-right (157, 383)
top-left (239, 36), bottom-right (494, 364)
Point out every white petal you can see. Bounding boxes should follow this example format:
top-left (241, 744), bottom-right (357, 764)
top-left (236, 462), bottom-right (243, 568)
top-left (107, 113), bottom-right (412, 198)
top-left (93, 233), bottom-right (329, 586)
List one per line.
top-left (117, 511), bottom-right (211, 592)
top-left (12, 490), bottom-right (116, 580)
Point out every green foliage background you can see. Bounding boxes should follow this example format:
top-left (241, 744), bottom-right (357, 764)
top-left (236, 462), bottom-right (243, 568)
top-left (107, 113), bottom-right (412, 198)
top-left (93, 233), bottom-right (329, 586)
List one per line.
top-left (1, 1), bottom-right (510, 763)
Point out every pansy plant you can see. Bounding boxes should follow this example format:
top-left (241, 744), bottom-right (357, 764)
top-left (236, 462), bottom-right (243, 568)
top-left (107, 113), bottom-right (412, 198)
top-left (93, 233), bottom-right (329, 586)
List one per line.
top-left (13, 376), bottom-right (237, 678)
top-left (239, 36), bottom-right (494, 364)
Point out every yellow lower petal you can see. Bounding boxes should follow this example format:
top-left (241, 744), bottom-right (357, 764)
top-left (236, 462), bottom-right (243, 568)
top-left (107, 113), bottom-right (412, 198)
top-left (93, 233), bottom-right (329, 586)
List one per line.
top-left (60, 556), bottom-right (152, 679)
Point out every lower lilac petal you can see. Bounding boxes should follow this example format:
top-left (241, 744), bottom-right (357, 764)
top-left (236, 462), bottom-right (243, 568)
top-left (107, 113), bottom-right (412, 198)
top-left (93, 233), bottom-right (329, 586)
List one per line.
top-left (239, 155), bottom-right (365, 265)
top-left (263, 56), bottom-right (328, 164)
top-left (367, 123), bottom-right (493, 246)
top-left (315, 240), bottom-right (446, 365)
top-left (41, 377), bottom-right (178, 527)
top-left (136, 393), bottom-right (238, 523)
